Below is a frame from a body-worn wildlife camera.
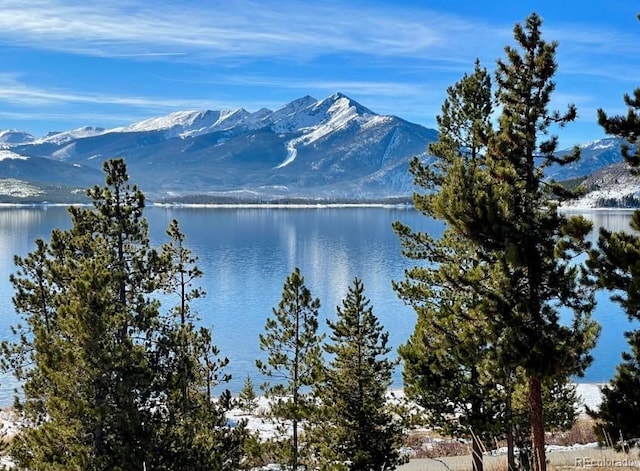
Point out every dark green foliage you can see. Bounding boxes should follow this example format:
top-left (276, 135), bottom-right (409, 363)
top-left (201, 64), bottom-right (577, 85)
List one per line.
top-left (396, 13), bottom-right (599, 471)
top-left (455, 15), bottom-right (597, 471)
top-left (256, 267), bottom-right (324, 470)
top-left (588, 330), bottom-right (640, 445)
top-left (395, 59), bottom-right (508, 471)
top-left (586, 15), bottom-right (640, 444)
top-left (597, 23), bottom-right (640, 172)
top-left (8, 159), bottom-right (159, 470)
top-left (149, 219), bottom-right (247, 470)
top-left (239, 375), bottom-right (259, 414)
top-left (313, 278), bottom-right (405, 471)
top-left (4, 159), bottom-right (244, 470)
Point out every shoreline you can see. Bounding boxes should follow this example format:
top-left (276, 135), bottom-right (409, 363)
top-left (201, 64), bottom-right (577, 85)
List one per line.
top-left (151, 202), bottom-right (413, 209)
top-left (0, 201), bottom-right (637, 211)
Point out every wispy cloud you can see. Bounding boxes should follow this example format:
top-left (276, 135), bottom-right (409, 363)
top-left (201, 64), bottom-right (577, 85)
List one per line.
top-left (0, 0), bottom-right (504, 63)
top-left (0, 74), bottom-right (223, 110)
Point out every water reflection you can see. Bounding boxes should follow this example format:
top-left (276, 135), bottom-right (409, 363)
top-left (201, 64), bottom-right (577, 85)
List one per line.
top-left (0, 206), bottom-right (635, 402)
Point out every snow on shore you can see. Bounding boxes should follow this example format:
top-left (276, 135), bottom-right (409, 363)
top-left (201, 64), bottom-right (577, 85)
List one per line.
top-left (576, 383), bottom-right (604, 414)
top-left (0, 383), bottom-right (607, 469)
top-left (225, 384), bottom-right (605, 441)
top-left (0, 384), bottom-right (607, 441)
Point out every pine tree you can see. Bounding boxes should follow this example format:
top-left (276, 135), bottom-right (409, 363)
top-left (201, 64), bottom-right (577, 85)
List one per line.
top-left (588, 331), bottom-right (640, 446)
top-left (4, 160), bottom-right (245, 469)
top-left (239, 375), bottom-right (259, 414)
top-left (149, 219), bottom-right (246, 470)
top-left (586, 14), bottom-right (640, 445)
top-left (467, 14), bottom-right (598, 471)
top-left (256, 267), bottom-right (324, 470)
top-left (313, 277), bottom-right (404, 471)
top-left (394, 60), bottom-right (505, 471)
top-left (7, 159), bottom-right (162, 469)
top-left (396, 14), bottom-right (599, 471)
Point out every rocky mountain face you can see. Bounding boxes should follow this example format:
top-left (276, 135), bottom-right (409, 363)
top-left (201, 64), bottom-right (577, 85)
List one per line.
top-left (0, 92), bottom-right (634, 204)
top-left (1, 93), bottom-right (438, 202)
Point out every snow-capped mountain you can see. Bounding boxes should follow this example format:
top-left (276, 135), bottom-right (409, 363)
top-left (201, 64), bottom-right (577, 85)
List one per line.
top-left (0, 93), bottom-right (634, 204)
top-left (6, 93), bottom-right (438, 201)
top-left (546, 138), bottom-right (626, 180)
top-left (0, 149), bottom-right (103, 202)
top-left (0, 130), bottom-right (35, 146)
top-left (32, 127), bottom-right (107, 145)
top-left (114, 109), bottom-right (251, 139)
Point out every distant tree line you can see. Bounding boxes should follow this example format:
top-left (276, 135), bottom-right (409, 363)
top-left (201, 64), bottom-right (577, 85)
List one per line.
top-left (594, 194), bottom-right (640, 208)
top-left (155, 194), bottom-right (413, 206)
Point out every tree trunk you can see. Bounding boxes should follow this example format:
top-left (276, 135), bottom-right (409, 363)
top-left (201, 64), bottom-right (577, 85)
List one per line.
top-left (505, 379), bottom-right (517, 471)
top-left (506, 430), bottom-right (516, 471)
top-left (472, 433), bottom-right (483, 471)
top-left (529, 375), bottom-right (546, 471)
top-left (293, 419), bottom-right (298, 470)
top-left (469, 390), bottom-right (484, 471)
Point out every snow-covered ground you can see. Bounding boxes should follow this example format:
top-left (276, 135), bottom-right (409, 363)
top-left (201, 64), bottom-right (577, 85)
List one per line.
top-left (0, 383), bottom-right (608, 469)
top-left (226, 383), bottom-right (605, 442)
top-left (575, 383), bottom-right (604, 414)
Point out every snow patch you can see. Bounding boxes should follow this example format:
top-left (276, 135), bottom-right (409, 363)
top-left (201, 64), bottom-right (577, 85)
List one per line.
top-left (0, 129), bottom-right (34, 145)
top-left (579, 139), bottom-right (617, 151)
top-left (275, 141), bottom-right (298, 168)
top-left (113, 109), bottom-right (250, 139)
top-left (576, 383), bottom-right (604, 414)
top-left (0, 151), bottom-right (27, 161)
top-left (562, 182), bottom-right (640, 209)
top-left (0, 179), bottom-right (43, 197)
top-left (33, 126), bottom-right (106, 145)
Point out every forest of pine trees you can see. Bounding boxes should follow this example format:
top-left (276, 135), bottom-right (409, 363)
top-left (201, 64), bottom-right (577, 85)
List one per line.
top-left (0, 10), bottom-right (639, 471)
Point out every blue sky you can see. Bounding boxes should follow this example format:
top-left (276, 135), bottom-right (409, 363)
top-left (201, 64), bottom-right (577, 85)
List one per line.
top-left (1, 0), bottom-right (639, 148)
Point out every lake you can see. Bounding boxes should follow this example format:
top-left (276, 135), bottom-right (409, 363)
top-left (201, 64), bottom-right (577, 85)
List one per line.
top-left (0, 206), bottom-right (634, 403)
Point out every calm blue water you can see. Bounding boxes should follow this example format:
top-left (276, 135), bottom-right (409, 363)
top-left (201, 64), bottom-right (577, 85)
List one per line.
top-left (0, 206), bottom-right (634, 403)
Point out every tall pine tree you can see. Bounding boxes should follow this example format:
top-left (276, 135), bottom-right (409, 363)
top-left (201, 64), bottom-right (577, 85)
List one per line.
top-left (397, 14), bottom-right (599, 471)
top-left (313, 277), bottom-right (405, 471)
top-left (394, 61), bottom-right (505, 471)
top-left (463, 15), bottom-right (598, 471)
top-left (150, 219), bottom-right (246, 470)
top-left (256, 267), bottom-right (324, 470)
top-left (8, 159), bottom-right (162, 469)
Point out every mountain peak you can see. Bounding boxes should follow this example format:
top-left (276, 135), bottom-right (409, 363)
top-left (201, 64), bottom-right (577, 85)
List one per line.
top-left (115, 108), bottom-right (250, 138)
top-left (0, 129), bottom-right (35, 146)
top-left (318, 93), bottom-right (375, 117)
top-left (272, 96), bottom-right (317, 117)
top-left (33, 126), bottom-right (107, 145)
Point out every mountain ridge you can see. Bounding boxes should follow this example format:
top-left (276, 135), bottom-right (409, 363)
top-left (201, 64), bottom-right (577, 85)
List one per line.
top-left (0, 93), bottom-right (634, 205)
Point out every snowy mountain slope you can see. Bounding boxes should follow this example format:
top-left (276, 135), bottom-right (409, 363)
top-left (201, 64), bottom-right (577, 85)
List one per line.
top-left (33, 127), bottom-right (107, 145)
top-left (0, 150), bottom-right (103, 187)
top-left (5, 93), bottom-right (438, 200)
top-left (114, 109), bottom-right (252, 139)
top-left (547, 138), bottom-right (626, 180)
top-left (0, 130), bottom-right (35, 146)
top-left (3, 93), bottom-right (635, 203)
top-left (562, 162), bottom-right (640, 209)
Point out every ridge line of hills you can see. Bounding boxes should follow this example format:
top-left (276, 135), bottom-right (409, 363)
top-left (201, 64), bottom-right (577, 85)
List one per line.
top-left (0, 93), bottom-right (634, 207)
